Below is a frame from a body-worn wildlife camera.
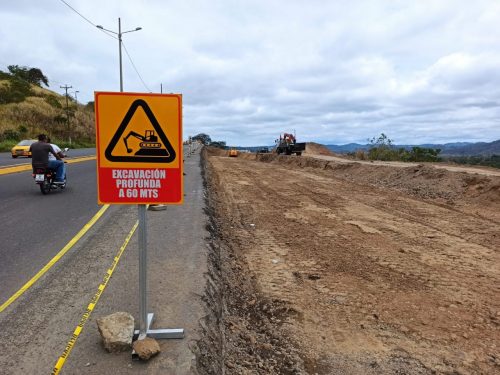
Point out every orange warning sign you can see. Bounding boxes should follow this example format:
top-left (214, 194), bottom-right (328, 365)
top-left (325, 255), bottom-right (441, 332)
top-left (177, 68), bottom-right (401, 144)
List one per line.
top-left (95, 92), bottom-right (183, 205)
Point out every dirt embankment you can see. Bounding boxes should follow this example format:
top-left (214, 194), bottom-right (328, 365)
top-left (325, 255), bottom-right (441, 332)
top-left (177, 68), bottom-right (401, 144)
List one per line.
top-left (255, 153), bottom-right (500, 220)
top-left (197, 148), bottom-right (500, 374)
top-left (304, 142), bottom-right (339, 157)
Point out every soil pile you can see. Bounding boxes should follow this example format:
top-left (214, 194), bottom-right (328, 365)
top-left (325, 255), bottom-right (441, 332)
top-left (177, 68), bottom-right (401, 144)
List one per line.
top-left (304, 142), bottom-right (339, 156)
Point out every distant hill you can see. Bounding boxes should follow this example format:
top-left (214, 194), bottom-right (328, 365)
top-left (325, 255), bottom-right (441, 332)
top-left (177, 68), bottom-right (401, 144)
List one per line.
top-left (437, 140), bottom-right (500, 156)
top-left (326, 140), bottom-right (500, 156)
top-left (0, 67), bottom-right (94, 149)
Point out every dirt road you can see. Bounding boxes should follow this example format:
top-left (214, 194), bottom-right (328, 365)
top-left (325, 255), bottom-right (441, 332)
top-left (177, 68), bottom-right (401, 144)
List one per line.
top-left (198, 149), bottom-right (500, 374)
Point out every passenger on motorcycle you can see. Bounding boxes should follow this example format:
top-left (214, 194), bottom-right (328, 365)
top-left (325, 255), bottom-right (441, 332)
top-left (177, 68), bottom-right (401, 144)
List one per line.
top-left (47, 137), bottom-right (66, 161)
top-left (29, 134), bottom-right (65, 184)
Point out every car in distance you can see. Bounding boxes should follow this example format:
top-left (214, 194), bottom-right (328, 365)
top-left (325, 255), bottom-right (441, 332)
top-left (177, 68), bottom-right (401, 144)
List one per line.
top-left (11, 139), bottom-right (37, 158)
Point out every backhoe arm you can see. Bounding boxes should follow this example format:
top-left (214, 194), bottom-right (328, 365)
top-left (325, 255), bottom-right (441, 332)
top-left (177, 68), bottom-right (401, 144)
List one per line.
top-left (123, 131), bottom-right (146, 153)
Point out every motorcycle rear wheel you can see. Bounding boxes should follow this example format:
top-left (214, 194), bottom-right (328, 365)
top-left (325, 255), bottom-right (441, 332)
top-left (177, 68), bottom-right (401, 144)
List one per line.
top-left (40, 180), bottom-right (51, 194)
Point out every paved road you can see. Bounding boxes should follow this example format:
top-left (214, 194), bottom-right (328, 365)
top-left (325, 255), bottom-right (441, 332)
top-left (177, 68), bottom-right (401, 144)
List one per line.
top-left (0, 144), bottom-right (208, 374)
top-left (0, 158), bottom-right (101, 302)
top-left (0, 148), bottom-right (95, 167)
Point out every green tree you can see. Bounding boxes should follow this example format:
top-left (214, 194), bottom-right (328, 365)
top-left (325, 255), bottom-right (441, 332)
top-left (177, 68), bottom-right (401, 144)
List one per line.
top-left (407, 146), bottom-right (441, 162)
top-left (8, 65), bottom-right (49, 87)
top-left (367, 133), bottom-right (396, 160)
top-left (192, 133), bottom-right (212, 145)
top-left (210, 141), bottom-right (227, 149)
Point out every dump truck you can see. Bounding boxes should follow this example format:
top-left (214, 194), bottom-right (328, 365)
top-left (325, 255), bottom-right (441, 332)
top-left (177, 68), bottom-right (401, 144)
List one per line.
top-left (275, 133), bottom-right (305, 155)
top-left (229, 148), bottom-right (239, 157)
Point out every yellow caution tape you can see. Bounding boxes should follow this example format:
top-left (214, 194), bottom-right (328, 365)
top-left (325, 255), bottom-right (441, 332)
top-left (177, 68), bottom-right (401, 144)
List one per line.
top-left (52, 220), bottom-right (138, 375)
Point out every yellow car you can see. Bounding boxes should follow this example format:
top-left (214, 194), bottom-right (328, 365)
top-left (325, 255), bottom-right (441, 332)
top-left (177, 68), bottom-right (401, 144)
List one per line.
top-left (11, 139), bottom-right (37, 158)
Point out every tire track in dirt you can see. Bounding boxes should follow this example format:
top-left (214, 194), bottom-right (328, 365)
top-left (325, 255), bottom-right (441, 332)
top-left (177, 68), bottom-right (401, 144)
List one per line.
top-left (199, 152), bottom-right (500, 375)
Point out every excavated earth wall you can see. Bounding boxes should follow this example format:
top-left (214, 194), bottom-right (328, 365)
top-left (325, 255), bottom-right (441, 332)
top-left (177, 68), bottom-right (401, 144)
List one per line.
top-left (196, 148), bottom-right (500, 375)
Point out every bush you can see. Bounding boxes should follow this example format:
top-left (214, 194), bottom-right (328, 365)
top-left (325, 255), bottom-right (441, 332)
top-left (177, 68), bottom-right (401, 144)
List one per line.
top-left (17, 125), bottom-right (28, 136)
top-left (0, 139), bottom-right (19, 152)
top-left (365, 133), bottom-right (441, 162)
top-left (85, 101), bottom-right (95, 112)
top-left (45, 95), bottom-right (62, 108)
top-left (1, 129), bottom-right (20, 141)
top-left (54, 114), bottom-right (67, 124)
top-left (0, 78), bottom-right (32, 104)
top-left (354, 150), bottom-right (367, 160)
top-left (0, 70), bottom-right (11, 80)
top-left (405, 146), bottom-right (441, 162)
top-left (446, 155), bottom-right (500, 169)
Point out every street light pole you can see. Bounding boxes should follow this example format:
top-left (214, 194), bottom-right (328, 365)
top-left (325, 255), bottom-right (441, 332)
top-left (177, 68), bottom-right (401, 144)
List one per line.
top-left (96, 17), bottom-right (184, 344)
top-left (118, 17), bottom-right (123, 92)
top-left (60, 84), bottom-right (72, 144)
top-left (96, 18), bottom-right (142, 93)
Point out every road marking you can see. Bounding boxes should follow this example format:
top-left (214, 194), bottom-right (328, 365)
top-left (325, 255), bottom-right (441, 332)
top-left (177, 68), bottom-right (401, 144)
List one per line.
top-left (52, 220), bottom-right (139, 375)
top-left (0, 155), bottom-right (96, 175)
top-left (0, 203), bottom-right (110, 313)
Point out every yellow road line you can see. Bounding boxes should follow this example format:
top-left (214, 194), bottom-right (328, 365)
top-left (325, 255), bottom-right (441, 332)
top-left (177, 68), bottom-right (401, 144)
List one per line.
top-left (0, 204), bottom-right (110, 313)
top-left (52, 220), bottom-right (139, 375)
top-left (65, 156), bottom-right (96, 164)
top-left (0, 156), bottom-right (96, 175)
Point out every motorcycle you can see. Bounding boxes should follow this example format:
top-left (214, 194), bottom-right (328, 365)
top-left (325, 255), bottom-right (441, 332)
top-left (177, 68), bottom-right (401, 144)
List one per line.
top-left (32, 148), bottom-right (69, 195)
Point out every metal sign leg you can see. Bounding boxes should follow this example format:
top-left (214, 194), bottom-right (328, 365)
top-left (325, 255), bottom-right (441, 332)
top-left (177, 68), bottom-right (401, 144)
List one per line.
top-left (135, 204), bottom-right (184, 344)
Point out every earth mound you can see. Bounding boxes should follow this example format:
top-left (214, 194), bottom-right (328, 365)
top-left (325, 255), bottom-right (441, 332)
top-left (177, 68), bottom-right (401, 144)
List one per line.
top-left (304, 142), bottom-right (338, 156)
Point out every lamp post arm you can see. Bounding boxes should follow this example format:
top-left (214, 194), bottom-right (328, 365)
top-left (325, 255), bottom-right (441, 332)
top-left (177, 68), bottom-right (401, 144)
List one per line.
top-left (122, 28), bottom-right (142, 34)
top-left (96, 25), bottom-right (117, 35)
top-left (96, 18), bottom-right (142, 93)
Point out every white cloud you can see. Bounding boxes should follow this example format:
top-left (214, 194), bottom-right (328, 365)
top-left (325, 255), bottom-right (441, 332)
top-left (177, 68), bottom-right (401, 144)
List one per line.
top-left (0, 0), bottom-right (499, 145)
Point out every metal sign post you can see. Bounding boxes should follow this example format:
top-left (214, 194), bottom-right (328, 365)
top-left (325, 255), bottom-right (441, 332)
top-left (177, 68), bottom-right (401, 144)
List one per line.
top-left (138, 204), bottom-right (148, 336)
top-left (94, 92), bottom-right (185, 349)
top-left (135, 204), bottom-right (184, 340)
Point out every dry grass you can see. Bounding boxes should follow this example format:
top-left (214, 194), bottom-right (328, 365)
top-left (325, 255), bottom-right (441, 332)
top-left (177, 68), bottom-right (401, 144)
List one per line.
top-left (0, 82), bottom-right (94, 144)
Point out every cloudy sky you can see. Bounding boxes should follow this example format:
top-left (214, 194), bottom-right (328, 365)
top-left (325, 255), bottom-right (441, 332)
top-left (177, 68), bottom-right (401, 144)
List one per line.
top-left (1, 0), bottom-right (499, 146)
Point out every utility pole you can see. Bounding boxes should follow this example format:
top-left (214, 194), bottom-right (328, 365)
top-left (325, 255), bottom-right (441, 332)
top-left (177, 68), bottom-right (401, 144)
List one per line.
top-left (60, 84), bottom-right (72, 145)
top-left (97, 18), bottom-right (142, 92)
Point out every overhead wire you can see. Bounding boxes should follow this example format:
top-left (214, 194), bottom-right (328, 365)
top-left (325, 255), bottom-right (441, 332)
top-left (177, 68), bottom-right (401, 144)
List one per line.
top-left (122, 43), bottom-right (152, 92)
top-left (59, 0), bottom-right (152, 92)
top-left (58, 0), bottom-right (96, 27)
top-left (58, 0), bottom-right (117, 40)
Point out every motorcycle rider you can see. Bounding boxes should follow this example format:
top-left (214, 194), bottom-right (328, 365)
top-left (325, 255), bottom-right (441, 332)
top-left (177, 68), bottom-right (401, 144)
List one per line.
top-left (30, 134), bottom-right (65, 184)
top-left (47, 137), bottom-right (67, 182)
top-left (47, 137), bottom-right (66, 161)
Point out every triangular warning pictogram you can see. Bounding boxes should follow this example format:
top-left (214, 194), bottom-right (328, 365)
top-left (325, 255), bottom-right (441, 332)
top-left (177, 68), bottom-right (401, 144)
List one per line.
top-left (105, 99), bottom-right (176, 163)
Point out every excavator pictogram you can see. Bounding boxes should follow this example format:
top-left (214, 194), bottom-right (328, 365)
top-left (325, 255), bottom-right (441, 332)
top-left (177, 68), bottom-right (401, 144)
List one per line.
top-left (122, 130), bottom-right (169, 156)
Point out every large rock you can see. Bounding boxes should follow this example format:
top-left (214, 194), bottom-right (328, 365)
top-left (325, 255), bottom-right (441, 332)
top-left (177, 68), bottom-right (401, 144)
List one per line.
top-left (96, 312), bottom-right (134, 352)
top-left (133, 337), bottom-right (161, 360)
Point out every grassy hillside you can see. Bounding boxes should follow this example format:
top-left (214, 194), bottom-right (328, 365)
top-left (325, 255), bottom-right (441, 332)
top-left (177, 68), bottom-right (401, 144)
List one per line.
top-left (0, 78), bottom-right (94, 151)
